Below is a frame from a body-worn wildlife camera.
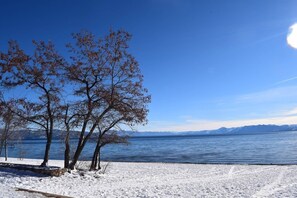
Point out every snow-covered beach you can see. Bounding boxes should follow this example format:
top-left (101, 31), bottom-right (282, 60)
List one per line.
top-left (0, 158), bottom-right (297, 197)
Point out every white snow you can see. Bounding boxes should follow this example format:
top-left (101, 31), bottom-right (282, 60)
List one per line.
top-left (1, 158), bottom-right (297, 197)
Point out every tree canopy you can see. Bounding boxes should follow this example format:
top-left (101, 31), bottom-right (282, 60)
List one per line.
top-left (0, 29), bottom-right (151, 169)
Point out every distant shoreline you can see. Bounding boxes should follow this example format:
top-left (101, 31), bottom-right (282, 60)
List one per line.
top-left (21, 129), bottom-right (297, 141)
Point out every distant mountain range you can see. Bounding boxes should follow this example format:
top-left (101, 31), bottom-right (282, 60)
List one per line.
top-left (130, 124), bottom-right (297, 137)
top-left (21, 124), bottom-right (297, 140)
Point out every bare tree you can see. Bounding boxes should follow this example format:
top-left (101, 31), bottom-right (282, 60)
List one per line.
top-left (0, 99), bottom-right (26, 161)
top-left (90, 120), bottom-right (129, 170)
top-left (65, 30), bottom-right (151, 170)
top-left (0, 29), bottom-right (150, 169)
top-left (0, 41), bottom-right (65, 166)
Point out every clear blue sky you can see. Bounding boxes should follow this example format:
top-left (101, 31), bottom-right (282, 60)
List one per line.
top-left (1, 0), bottom-right (297, 131)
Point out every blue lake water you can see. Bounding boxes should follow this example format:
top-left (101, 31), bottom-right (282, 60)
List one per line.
top-left (3, 131), bottom-right (297, 164)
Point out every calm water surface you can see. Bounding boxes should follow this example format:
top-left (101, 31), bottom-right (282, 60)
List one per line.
top-left (3, 131), bottom-right (297, 164)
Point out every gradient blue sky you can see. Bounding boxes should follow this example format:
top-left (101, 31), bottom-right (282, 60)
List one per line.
top-left (1, 0), bottom-right (297, 131)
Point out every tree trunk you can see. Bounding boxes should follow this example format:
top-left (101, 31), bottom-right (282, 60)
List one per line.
top-left (41, 138), bottom-right (51, 167)
top-left (41, 126), bottom-right (53, 167)
top-left (4, 139), bottom-right (7, 161)
top-left (68, 121), bottom-right (88, 170)
top-left (90, 141), bottom-right (100, 170)
top-left (41, 91), bottom-right (55, 167)
top-left (0, 138), bottom-right (3, 156)
top-left (69, 141), bottom-right (85, 170)
top-left (98, 147), bottom-right (101, 170)
top-left (69, 123), bottom-right (98, 170)
top-left (68, 106), bottom-right (110, 170)
top-left (90, 151), bottom-right (98, 171)
top-left (64, 130), bottom-right (70, 169)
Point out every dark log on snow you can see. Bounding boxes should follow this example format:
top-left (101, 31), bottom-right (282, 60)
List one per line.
top-left (0, 162), bottom-right (66, 177)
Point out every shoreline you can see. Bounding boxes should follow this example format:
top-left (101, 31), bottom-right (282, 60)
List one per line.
top-left (1, 157), bottom-right (296, 166)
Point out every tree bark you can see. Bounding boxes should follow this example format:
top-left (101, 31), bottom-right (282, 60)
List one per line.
top-left (68, 119), bottom-right (89, 170)
top-left (0, 136), bottom-right (4, 157)
top-left (41, 126), bottom-right (53, 167)
top-left (90, 140), bottom-right (100, 170)
top-left (4, 139), bottom-right (7, 161)
top-left (98, 147), bottom-right (101, 170)
top-left (69, 122), bottom-right (99, 170)
top-left (41, 138), bottom-right (51, 167)
top-left (68, 141), bottom-right (86, 170)
top-left (64, 129), bottom-right (70, 169)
